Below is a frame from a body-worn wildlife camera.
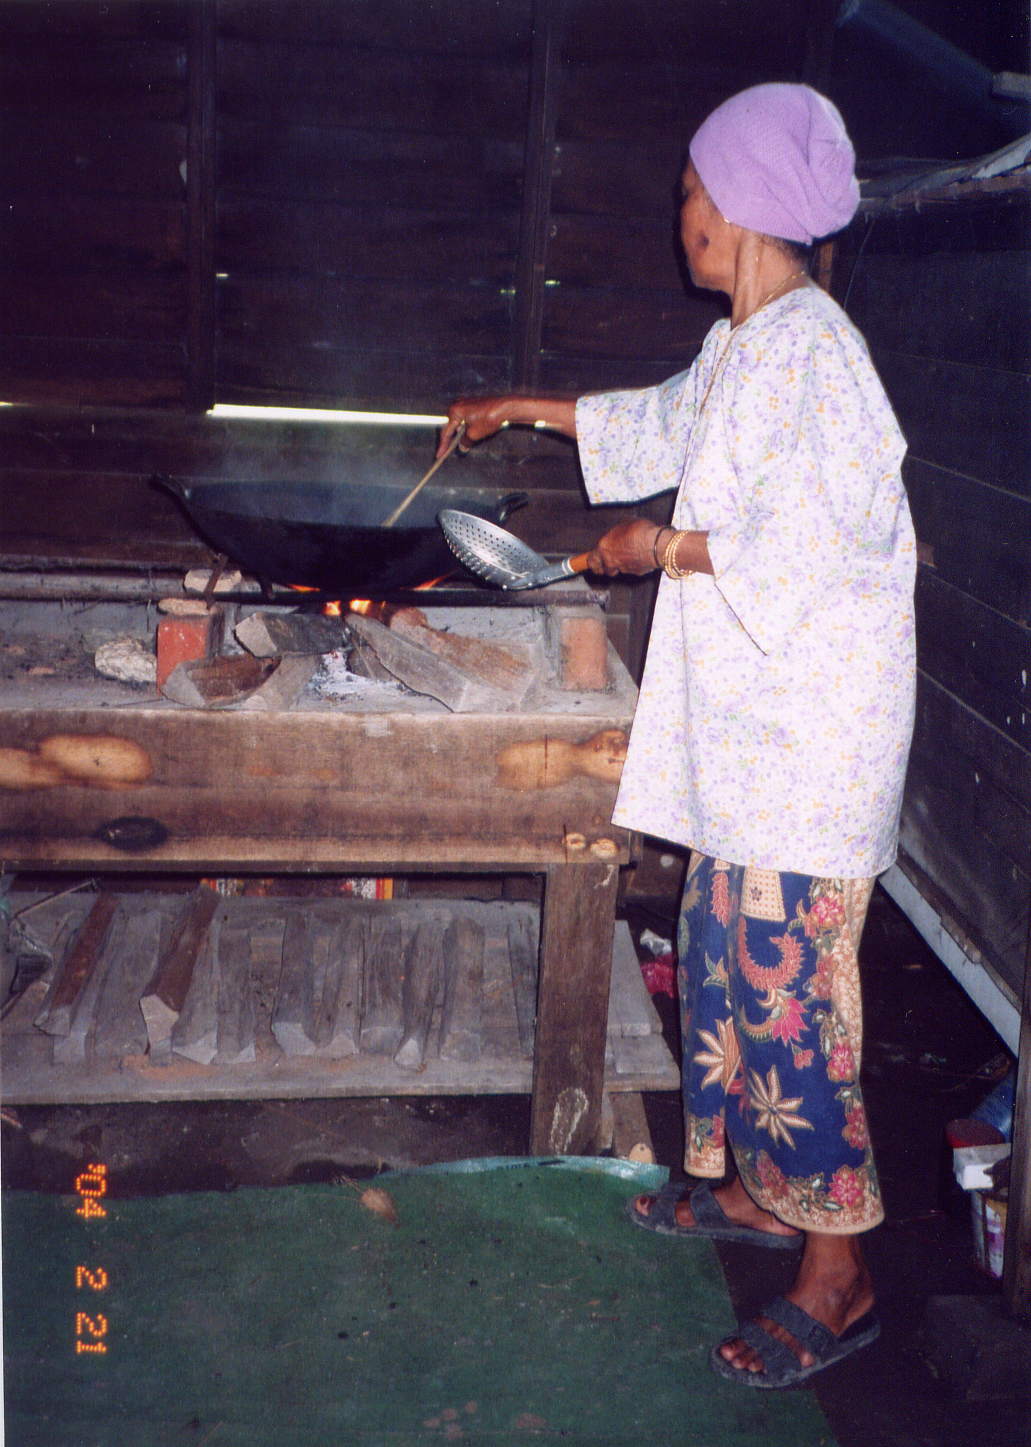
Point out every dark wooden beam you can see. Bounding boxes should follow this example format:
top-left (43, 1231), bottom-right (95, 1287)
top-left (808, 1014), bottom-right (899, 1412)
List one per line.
top-left (186, 0), bottom-right (216, 411)
top-left (512, 0), bottom-right (566, 390)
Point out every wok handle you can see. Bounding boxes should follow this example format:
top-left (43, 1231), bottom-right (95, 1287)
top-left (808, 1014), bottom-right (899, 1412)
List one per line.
top-left (496, 492), bottom-right (529, 523)
top-left (566, 552), bottom-right (591, 574)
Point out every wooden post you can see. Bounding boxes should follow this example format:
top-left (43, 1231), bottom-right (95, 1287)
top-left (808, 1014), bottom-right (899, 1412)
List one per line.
top-left (511, 0), bottom-right (566, 390)
top-left (186, 0), bottom-right (216, 411)
top-left (1002, 924), bottom-right (1031, 1320)
top-left (530, 861), bottom-right (620, 1155)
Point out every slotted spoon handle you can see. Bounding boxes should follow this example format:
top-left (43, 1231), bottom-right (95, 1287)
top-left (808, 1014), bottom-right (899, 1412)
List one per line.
top-left (507, 552), bottom-right (591, 590)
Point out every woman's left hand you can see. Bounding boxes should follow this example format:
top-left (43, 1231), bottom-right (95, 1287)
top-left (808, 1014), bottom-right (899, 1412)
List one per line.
top-left (586, 519), bottom-right (664, 576)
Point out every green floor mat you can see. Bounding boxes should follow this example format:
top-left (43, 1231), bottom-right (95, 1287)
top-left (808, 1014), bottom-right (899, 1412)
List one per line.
top-left (3, 1158), bottom-right (836, 1445)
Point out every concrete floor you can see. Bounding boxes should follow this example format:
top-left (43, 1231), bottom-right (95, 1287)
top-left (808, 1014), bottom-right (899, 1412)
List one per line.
top-left (2, 887), bottom-right (1028, 1445)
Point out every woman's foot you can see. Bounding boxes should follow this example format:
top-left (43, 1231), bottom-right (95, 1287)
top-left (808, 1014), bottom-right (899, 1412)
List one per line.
top-left (632, 1175), bottom-right (801, 1243)
top-left (714, 1231), bottom-right (875, 1380)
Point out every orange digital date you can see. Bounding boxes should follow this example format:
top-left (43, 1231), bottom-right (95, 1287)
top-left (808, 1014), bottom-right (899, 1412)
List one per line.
top-left (74, 1163), bottom-right (110, 1356)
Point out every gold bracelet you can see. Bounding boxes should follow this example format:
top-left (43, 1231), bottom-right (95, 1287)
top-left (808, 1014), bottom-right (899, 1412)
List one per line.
top-left (662, 529), bottom-right (694, 580)
top-left (652, 527), bottom-right (673, 569)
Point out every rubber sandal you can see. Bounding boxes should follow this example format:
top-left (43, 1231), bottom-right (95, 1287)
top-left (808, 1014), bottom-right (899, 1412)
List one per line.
top-left (625, 1180), bottom-right (803, 1250)
top-left (709, 1296), bottom-right (881, 1389)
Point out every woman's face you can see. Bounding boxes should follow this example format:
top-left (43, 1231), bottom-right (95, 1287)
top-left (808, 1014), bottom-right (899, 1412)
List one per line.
top-left (679, 161), bottom-right (735, 294)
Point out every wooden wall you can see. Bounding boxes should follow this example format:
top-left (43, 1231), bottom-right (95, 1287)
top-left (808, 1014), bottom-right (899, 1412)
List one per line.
top-left (0, 0), bottom-right (814, 688)
top-left (835, 188), bottom-right (1031, 1000)
top-left (0, 0), bottom-right (814, 414)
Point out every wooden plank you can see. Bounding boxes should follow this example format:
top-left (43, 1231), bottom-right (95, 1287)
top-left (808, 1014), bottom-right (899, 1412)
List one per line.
top-left (603, 1090), bottom-right (656, 1163)
top-left (874, 348), bottom-right (1031, 500)
top-left (311, 914), bottom-right (364, 1058)
top-left (915, 571), bottom-right (1030, 748)
top-left (34, 894), bottom-right (118, 1038)
top-left (847, 250), bottom-right (1031, 376)
top-left (395, 919), bottom-right (445, 1072)
top-left (216, 0), bottom-right (533, 57)
top-left (0, 2), bottom-right (187, 40)
top-left (171, 931), bottom-right (220, 1066)
top-left (555, 63), bottom-right (728, 143)
top-left (359, 919), bottom-right (405, 1055)
top-left (215, 337), bottom-right (511, 414)
top-left (0, 339), bottom-right (188, 409)
top-left (912, 674), bottom-right (1031, 855)
top-left (439, 916), bottom-right (485, 1063)
top-left (218, 274), bottom-right (512, 355)
top-left (530, 861), bottom-right (621, 1154)
top-left (218, 119), bottom-right (524, 211)
top-left (542, 285), bottom-right (714, 362)
top-left (218, 39), bottom-right (529, 138)
top-left (607, 920), bottom-right (661, 1039)
top-left (217, 200), bottom-right (518, 285)
top-left (0, 271), bottom-right (186, 342)
top-left (92, 907), bottom-right (162, 1061)
top-left (0, 114), bottom-right (187, 199)
top-left (559, 0), bottom-right (807, 65)
top-left (271, 911), bottom-right (320, 1057)
top-left (0, 197), bottom-right (186, 272)
top-left (0, 36), bottom-right (187, 112)
top-left (547, 213), bottom-right (693, 291)
top-left (215, 917), bottom-right (256, 1066)
top-left (549, 137), bottom-right (689, 220)
top-left (507, 911), bottom-right (538, 1058)
top-left (906, 461), bottom-right (1030, 625)
top-left (900, 771), bottom-right (1029, 1002)
top-left (141, 887), bottom-right (220, 1057)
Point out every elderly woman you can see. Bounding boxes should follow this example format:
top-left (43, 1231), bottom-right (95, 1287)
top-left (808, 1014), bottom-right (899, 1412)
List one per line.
top-left (438, 84), bottom-right (915, 1389)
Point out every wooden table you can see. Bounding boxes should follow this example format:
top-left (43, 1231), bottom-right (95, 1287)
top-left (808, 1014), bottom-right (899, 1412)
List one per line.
top-left (0, 608), bottom-right (648, 1155)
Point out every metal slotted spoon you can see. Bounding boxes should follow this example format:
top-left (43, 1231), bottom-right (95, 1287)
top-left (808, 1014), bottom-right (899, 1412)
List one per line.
top-left (437, 509), bottom-right (591, 591)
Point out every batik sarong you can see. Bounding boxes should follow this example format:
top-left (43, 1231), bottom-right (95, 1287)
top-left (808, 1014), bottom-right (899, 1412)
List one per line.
top-left (678, 852), bottom-right (883, 1234)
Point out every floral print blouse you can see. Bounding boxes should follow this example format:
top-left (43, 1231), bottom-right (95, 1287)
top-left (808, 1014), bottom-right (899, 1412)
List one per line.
top-left (576, 283), bottom-right (916, 878)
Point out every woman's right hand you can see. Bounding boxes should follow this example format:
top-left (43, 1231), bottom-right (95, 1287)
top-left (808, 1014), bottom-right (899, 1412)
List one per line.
top-left (437, 396), bottom-right (514, 459)
top-left (437, 395), bottom-right (578, 458)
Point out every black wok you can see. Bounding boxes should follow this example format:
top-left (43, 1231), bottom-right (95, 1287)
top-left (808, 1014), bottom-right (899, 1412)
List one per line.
top-left (156, 476), bottom-right (527, 594)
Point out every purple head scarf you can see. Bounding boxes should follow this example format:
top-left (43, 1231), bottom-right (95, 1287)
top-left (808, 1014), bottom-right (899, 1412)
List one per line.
top-left (689, 83), bottom-right (859, 244)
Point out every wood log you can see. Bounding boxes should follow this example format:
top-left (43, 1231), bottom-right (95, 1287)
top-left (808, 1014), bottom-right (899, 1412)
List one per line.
top-left (171, 928), bottom-right (220, 1065)
top-left (271, 911), bottom-right (320, 1056)
top-left (439, 915), bottom-right (484, 1062)
top-left (236, 654), bottom-right (320, 712)
top-left (395, 918), bottom-right (444, 1071)
top-left (359, 919), bottom-right (405, 1055)
top-left (92, 907), bottom-right (162, 1061)
top-left (160, 653), bottom-right (278, 707)
top-left (346, 613), bottom-right (517, 713)
top-left (607, 920), bottom-right (659, 1038)
top-left (216, 920), bottom-right (256, 1066)
top-left (387, 609), bottom-right (536, 700)
top-left (235, 611), bottom-right (348, 658)
top-left (141, 887), bottom-right (219, 1058)
top-left (507, 911), bottom-right (538, 1058)
top-left (34, 893), bottom-right (118, 1037)
top-left (312, 914), bottom-right (363, 1058)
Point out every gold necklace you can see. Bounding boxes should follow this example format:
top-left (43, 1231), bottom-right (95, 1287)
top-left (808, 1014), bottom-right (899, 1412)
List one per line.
top-left (697, 270), bottom-right (807, 415)
top-left (742, 268), bottom-right (806, 326)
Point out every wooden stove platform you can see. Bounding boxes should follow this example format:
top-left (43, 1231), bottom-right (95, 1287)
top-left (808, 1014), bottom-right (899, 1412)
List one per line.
top-left (0, 891), bottom-right (677, 1105)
